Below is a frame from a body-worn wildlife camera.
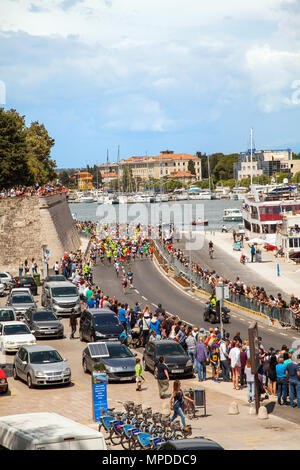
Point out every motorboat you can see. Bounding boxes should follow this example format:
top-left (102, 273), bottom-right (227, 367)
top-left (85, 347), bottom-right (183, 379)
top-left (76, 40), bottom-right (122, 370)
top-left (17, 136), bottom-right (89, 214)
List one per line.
top-left (190, 219), bottom-right (208, 226)
top-left (223, 208), bottom-right (243, 222)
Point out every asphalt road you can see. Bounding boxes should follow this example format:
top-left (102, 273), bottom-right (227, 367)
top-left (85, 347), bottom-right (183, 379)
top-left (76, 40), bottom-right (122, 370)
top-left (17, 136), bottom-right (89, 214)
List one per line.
top-left (93, 257), bottom-right (300, 352)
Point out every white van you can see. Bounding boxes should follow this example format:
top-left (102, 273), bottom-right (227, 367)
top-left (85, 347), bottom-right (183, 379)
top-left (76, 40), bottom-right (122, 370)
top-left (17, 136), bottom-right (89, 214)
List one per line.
top-left (0, 412), bottom-right (107, 450)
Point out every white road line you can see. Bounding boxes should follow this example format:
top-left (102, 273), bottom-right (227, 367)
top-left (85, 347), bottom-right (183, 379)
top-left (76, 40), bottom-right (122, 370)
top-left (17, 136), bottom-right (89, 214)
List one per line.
top-left (279, 332), bottom-right (287, 336)
top-left (135, 289), bottom-right (140, 294)
top-left (142, 296), bottom-right (148, 301)
top-left (152, 303), bottom-right (158, 308)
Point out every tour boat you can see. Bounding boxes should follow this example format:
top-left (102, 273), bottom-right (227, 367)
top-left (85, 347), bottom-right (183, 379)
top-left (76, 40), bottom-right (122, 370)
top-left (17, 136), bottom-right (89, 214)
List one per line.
top-left (242, 184), bottom-right (300, 246)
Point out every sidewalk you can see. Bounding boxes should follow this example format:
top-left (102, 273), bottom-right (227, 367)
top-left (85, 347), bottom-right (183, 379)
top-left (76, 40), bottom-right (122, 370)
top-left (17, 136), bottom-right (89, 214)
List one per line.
top-left (203, 231), bottom-right (300, 298)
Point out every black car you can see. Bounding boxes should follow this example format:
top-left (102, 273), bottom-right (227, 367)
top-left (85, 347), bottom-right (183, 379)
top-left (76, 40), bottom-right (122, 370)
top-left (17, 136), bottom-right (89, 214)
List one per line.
top-left (24, 309), bottom-right (64, 339)
top-left (79, 309), bottom-right (124, 343)
top-left (82, 341), bottom-right (136, 382)
top-left (13, 276), bottom-right (38, 296)
top-left (142, 340), bottom-right (193, 378)
top-left (158, 437), bottom-right (224, 451)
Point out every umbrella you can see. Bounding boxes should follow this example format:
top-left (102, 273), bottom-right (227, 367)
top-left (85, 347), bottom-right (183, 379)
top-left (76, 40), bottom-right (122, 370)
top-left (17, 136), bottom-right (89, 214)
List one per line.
top-left (247, 238), bottom-right (265, 245)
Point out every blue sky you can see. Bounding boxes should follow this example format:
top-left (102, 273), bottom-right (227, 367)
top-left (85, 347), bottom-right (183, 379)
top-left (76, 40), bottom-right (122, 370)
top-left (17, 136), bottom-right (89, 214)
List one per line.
top-left (1, 0), bottom-right (300, 167)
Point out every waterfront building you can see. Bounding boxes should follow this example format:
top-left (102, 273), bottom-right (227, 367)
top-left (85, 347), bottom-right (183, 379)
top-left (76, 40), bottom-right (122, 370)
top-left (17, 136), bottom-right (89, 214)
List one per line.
top-left (234, 149), bottom-right (292, 180)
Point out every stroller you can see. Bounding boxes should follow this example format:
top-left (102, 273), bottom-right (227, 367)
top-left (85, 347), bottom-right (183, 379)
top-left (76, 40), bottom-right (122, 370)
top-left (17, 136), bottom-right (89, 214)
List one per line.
top-left (129, 325), bottom-right (143, 348)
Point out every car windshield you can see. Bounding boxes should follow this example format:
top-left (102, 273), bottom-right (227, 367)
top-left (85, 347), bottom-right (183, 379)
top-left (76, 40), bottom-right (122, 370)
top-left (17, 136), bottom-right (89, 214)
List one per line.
top-left (32, 311), bottom-right (57, 322)
top-left (0, 310), bottom-right (15, 321)
top-left (52, 287), bottom-right (78, 297)
top-left (93, 314), bottom-right (120, 327)
top-left (3, 324), bottom-right (31, 335)
top-left (107, 344), bottom-right (133, 358)
top-left (156, 343), bottom-right (185, 356)
top-left (29, 350), bottom-right (63, 364)
top-left (20, 278), bottom-right (34, 285)
top-left (12, 295), bottom-right (33, 304)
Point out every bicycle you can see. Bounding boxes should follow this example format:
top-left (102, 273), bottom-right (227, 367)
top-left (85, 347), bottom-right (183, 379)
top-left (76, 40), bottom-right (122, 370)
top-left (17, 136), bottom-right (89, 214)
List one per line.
top-left (183, 389), bottom-right (196, 419)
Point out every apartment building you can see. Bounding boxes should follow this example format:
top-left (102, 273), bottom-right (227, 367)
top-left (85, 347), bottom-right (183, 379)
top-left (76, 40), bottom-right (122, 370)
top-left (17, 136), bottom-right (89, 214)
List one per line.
top-left (98, 150), bottom-right (201, 183)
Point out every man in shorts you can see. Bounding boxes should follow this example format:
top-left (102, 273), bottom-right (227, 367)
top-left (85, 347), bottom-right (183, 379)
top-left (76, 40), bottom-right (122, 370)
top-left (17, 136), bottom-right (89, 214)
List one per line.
top-left (210, 346), bottom-right (220, 382)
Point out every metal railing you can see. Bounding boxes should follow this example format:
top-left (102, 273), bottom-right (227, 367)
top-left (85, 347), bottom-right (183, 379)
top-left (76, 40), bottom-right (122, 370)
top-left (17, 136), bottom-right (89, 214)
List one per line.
top-left (154, 238), bottom-right (295, 328)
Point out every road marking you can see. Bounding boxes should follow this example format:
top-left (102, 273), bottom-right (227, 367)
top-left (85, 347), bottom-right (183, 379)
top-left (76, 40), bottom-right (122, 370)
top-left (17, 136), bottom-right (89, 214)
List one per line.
top-left (135, 289), bottom-right (140, 294)
top-left (152, 303), bottom-right (158, 308)
top-left (142, 296), bottom-right (148, 301)
top-left (279, 333), bottom-right (287, 336)
top-left (71, 380), bottom-right (86, 389)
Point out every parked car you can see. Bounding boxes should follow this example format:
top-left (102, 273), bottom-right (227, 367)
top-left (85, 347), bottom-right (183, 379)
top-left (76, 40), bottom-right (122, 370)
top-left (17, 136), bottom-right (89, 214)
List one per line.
top-left (79, 309), bottom-right (124, 343)
top-left (82, 341), bottom-right (136, 382)
top-left (0, 321), bottom-right (36, 353)
top-left (6, 292), bottom-right (37, 317)
top-left (0, 307), bottom-right (17, 322)
top-left (41, 281), bottom-right (81, 316)
top-left (142, 340), bottom-right (193, 378)
top-left (24, 310), bottom-right (64, 339)
top-left (157, 437), bottom-right (224, 451)
top-left (0, 272), bottom-right (14, 289)
top-left (0, 366), bottom-right (8, 394)
top-left (13, 345), bottom-right (71, 388)
top-left (0, 283), bottom-right (5, 297)
top-left (12, 276), bottom-right (38, 296)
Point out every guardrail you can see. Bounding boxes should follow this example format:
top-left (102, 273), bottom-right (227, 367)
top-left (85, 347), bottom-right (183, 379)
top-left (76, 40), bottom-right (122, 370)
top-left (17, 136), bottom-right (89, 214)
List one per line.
top-left (153, 238), bottom-right (295, 328)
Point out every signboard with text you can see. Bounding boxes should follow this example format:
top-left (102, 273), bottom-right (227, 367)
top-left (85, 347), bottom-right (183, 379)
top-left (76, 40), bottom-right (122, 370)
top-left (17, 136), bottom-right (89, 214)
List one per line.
top-left (92, 371), bottom-right (108, 422)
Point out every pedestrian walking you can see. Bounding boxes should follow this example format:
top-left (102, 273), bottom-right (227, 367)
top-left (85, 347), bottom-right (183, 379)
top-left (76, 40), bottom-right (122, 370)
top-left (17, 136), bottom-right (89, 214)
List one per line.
top-left (195, 337), bottom-right (208, 382)
top-left (18, 259), bottom-right (23, 277)
top-left (285, 357), bottom-right (300, 408)
top-left (135, 358), bottom-right (145, 391)
top-left (53, 261), bottom-right (59, 275)
top-left (229, 341), bottom-right (241, 390)
top-left (169, 380), bottom-right (193, 432)
top-left (69, 308), bottom-right (77, 339)
top-left (276, 357), bottom-right (288, 405)
top-left (251, 244), bottom-right (256, 263)
top-left (154, 356), bottom-right (169, 399)
top-left (245, 358), bottom-right (255, 403)
top-left (210, 345), bottom-right (220, 382)
top-left (220, 339), bottom-right (231, 382)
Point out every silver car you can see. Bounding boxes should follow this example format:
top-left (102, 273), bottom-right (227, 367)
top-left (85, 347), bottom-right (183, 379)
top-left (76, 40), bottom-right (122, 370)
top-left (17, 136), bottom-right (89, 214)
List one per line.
top-left (13, 345), bottom-right (71, 388)
top-left (6, 292), bottom-right (37, 317)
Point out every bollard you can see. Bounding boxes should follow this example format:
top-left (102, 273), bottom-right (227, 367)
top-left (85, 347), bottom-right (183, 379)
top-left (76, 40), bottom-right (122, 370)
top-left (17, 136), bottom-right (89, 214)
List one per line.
top-left (228, 402), bottom-right (239, 415)
top-left (249, 403), bottom-right (256, 415)
top-left (257, 406), bottom-right (268, 419)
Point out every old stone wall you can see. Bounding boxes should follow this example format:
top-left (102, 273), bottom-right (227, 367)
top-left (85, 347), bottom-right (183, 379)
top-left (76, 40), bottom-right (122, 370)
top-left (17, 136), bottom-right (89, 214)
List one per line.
top-left (0, 193), bottom-right (80, 275)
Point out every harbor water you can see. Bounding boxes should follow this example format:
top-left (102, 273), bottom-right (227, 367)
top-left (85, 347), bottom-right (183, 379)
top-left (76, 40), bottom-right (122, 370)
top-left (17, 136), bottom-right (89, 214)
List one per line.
top-left (69, 199), bottom-right (243, 232)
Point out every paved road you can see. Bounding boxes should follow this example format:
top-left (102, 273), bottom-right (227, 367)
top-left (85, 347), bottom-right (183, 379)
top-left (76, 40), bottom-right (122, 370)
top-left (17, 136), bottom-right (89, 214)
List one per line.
top-left (93, 257), bottom-right (300, 352)
top-left (176, 234), bottom-right (289, 299)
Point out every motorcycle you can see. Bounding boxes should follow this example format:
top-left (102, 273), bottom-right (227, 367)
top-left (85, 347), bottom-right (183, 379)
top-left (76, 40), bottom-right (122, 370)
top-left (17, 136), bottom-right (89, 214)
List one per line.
top-left (203, 303), bottom-right (230, 324)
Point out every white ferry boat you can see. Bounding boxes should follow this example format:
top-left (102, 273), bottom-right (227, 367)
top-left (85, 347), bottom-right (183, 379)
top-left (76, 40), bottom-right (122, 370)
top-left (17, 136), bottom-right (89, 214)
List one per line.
top-left (242, 184), bottom-right (300, 246)
top-left (223, 208), bottom-right (243, 222)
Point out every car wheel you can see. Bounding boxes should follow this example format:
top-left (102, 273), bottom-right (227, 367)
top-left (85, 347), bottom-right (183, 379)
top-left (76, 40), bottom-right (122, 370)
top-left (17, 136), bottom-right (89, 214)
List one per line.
top-left (79, 330), bottom-right (84, 342)
top-left (83, 359), bottom-right (89, 374)
top-left (143, 357), bottom-right (149, 371)
top-left (27, 374), bottom-right (34, 389)
top-left (209, 313), bottom-right (215, 324)
top-left (13, 366), bottom-right (19, 380)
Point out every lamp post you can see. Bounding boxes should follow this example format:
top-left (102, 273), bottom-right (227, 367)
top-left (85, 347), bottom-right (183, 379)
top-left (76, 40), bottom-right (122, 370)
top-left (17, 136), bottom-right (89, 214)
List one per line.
top-left (189, 228), bottom-right (193, 291)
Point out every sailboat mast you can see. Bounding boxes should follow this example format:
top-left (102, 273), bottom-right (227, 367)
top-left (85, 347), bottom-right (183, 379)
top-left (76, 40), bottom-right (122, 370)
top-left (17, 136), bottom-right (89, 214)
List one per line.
top-left (250, 128), bottom-right (253, 186)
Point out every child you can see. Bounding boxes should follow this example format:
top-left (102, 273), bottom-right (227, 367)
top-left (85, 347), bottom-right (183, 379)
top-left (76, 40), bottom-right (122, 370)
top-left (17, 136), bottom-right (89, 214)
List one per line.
top-left (135, 358), bottom-right (145, 391)
top-left (210, 346), bottom-right (220, 382)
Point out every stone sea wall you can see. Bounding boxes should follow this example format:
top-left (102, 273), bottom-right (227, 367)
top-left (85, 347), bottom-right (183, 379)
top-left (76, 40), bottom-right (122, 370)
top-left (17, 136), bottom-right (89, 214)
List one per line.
top-left (0, 193), bottom-right (80, 275)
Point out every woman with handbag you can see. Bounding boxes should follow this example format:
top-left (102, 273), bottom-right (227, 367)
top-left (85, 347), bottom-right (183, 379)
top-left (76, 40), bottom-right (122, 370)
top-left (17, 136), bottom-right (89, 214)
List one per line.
top-left (170, 380), bottom-right (193, 431)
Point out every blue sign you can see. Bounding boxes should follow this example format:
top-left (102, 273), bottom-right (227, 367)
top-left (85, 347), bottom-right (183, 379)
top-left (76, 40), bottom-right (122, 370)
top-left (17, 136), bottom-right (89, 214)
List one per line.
top-left (92, 371), bottom-right (108, 422)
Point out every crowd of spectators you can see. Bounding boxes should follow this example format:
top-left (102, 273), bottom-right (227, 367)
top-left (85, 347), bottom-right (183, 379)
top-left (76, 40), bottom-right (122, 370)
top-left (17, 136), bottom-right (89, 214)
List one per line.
top-left (0, 183), bottom-right (68, 198)
top-left (161, 238), bottom-right (300, 328)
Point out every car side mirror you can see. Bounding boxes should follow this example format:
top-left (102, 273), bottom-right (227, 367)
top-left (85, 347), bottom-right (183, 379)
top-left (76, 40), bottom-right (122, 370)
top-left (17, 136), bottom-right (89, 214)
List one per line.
top-left (63, 358), bottom-right (68, 362)
top-left (134, 353), bottom-right (137, 357)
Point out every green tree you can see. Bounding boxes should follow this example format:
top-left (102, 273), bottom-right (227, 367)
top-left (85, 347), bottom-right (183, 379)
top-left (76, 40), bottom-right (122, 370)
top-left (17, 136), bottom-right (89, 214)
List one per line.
top-left (0, 108), bottom-right (33, 188)
top-left (188, 160), bottom-right (196, 175)
top-left (292, 171), bottom-right (300, 183)
top-left (59, 171), bottom-right (70, 187)
top-left (25, 121), bottom-right (56, 184)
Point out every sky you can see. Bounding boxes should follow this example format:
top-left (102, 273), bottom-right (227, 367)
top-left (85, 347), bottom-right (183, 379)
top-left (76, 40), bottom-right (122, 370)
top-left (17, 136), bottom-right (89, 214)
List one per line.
top-left (1, 0), bottom-right (300, 167)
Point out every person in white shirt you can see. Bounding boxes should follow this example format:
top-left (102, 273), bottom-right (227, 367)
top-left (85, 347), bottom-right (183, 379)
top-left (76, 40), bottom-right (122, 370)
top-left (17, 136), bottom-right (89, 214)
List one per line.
top-left (229, 341), bottom-right (241, 390)
top-left (245, 357), bottom-right (255, 403)
top-left (220, 340), bottom-right (231, 382)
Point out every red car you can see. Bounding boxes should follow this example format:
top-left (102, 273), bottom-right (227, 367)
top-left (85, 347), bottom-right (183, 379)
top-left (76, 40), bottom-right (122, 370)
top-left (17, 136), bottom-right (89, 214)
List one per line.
top-left (0, 367), bottom-right (8, 394)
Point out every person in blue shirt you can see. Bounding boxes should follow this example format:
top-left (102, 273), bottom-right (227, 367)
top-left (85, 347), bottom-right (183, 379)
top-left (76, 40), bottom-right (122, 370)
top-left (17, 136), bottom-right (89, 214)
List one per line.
top-left (276, 357), bottom-right (288, 405)
top-left (87, 296), bottom-right (96, 309)
top-left (149, 315), bottom-right (161, 339)
top-left (118, 304), bottom-right (127, 332)
top-left (285, 359), bottom-right (300, 408)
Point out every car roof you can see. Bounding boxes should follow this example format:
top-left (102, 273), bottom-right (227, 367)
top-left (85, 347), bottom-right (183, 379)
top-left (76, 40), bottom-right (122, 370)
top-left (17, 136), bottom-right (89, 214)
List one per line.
top-left (46, 281), bottom-right (77, 287)
top-left (0, 306), bottom-right (16, 310)
top-left (21, 345), bottom-right (56, 352)
top-left (0, 321), bottom-right (28, 326)
top-left (85, 308), bottom-right (115, 315)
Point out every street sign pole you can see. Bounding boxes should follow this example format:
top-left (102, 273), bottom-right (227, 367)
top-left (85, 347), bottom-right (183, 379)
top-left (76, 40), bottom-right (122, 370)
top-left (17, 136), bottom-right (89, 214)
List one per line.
top-left (216, 281), bottom-right (224, 339)
top-left (248, 321), bottom-right (260, 414)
